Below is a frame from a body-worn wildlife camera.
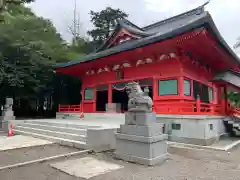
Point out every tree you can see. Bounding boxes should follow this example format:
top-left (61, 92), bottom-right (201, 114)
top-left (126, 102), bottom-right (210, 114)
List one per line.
top-left (0, 0), bottom-right (34, 21)
top-left (0, 1), bottom-right (89, 116)
top-left (87, 7), bottom-right (128, 48)
top-left (0, 4), bottom-right (68, 101)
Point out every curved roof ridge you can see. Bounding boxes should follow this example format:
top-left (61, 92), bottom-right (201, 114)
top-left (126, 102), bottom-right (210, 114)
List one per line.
top-left (142, 1), bottom-right (209, 31)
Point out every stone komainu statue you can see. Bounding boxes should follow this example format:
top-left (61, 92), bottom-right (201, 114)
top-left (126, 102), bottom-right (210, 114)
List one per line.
top-left (126, 82), bottom-right (153, 112)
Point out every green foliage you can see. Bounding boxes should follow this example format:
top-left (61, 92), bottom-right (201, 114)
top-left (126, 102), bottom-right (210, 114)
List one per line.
top-left (87, 7), bottom-right (128, 47)
top-left (0, 4), bottom-right (130, 112)
top-left (0, 4), bottom-right (68, 99)
top-left (0, 0), bottom-right (34, 21)
top-left (228, 91), bottom-right (240, 107)
top-left (67, 37), bottom-right (93, 59)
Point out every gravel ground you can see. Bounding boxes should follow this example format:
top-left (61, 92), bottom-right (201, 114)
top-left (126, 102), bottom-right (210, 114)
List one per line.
top-left (0, 144), bottom-right (78, 167)
top-left (1, 146), bottom-right (240, 180)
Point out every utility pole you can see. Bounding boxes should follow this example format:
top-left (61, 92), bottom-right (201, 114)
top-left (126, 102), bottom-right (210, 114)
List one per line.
top-left (73, 0), bottom-right (77, 44)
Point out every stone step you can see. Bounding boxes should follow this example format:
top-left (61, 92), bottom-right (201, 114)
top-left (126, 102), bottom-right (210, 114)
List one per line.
top-left (23, 120), bottom-right (100, 129)
top-left (14, 129), bottom-right (89, 149)
top-left (58, 113), bottom-right (125, 120)
top-left (15, 126), bottom-right (86, 142)
top-left (18, 123), bottom-right (87, 135)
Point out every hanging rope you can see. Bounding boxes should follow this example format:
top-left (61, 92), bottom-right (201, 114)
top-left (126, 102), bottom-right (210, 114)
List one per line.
top-left (112, 84), bottom-right (126, 91)
top-left (112, 81), bottom-right (146, 91)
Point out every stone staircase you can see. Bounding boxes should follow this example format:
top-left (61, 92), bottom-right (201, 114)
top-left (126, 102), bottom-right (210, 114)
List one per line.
top-left (223, 116), bottom-right (240, 137)
top-left (13, 120), bottom-right (101, 149)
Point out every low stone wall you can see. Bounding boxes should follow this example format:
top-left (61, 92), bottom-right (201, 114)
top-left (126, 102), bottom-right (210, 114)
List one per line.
top-left (156, 115), bottom-right (226, 146)
top-left (56, 113), bottom-right (81, 119)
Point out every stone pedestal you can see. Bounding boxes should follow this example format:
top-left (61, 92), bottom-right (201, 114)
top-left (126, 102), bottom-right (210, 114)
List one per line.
top-left (0, 120), bottom-right (9, 132)
top-left (0, 98), bottom-right (15, 132)
top-left (115, 112), bottom-right (168, 166)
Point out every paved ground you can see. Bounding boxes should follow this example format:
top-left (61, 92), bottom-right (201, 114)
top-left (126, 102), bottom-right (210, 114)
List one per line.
top-left (0, 144), bottom-right (78, 167)
top-left (0, 135), bottom-right (53, 151)
top-left (2, 119), bottom-right (240, 179)
top-left (2, 145), bottom-right (240, 180)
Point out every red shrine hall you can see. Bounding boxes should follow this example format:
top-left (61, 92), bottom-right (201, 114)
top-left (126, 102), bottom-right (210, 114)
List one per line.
top-left (55, 5), bottom-right (240, 116)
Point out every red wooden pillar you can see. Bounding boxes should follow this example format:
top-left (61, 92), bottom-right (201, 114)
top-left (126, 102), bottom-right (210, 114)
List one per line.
top-left (153, 77), bottom-right (158, 100)
top-left (93, 86), bottom-right (96, 112)
top-left (152, 77), bottom-right (158, 112)
top-left (108, 84), bottom-right (112, 104)
top-left (217, 86), bottom-right (222, 104)
top-left (196, 95), bottom-right (201, 113)
top-left (223, 85), bottom-right (228, 114)
top-left (81, 88), bottom-right (84, 113)
top-left (178, 76), bottom-right (184, 98)
top-left (190, 79), bottom-right (193, 98)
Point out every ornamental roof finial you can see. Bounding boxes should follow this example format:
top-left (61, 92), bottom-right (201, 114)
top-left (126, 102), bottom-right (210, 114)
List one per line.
top-left (201, 0), bottom-right (211, 9)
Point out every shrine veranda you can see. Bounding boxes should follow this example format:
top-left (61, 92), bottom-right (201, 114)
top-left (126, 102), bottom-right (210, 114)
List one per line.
top-left (55, 5), bottom-right (240, 145)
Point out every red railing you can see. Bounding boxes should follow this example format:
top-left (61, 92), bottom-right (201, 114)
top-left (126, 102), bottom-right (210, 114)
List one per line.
top-left (154, 101), bottom-right (225, 115)
top-left (58, 101), bottom-right (225, 115)
top-left (58, 104), bottom-right (82, 113)
top-left (229, 105), bottom-right (240, 117)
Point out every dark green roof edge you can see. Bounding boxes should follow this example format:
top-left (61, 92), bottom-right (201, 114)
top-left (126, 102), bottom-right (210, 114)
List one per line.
top-left (212, 70), bottom-right (240, 89)
top-left (55, 12), bottom-right (240, 69)
top-left (142, 1), bottom-right (209, 31)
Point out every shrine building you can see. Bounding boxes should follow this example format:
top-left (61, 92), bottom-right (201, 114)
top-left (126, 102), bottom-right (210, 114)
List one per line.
top-left (55, 4), bottom-right (240, 145)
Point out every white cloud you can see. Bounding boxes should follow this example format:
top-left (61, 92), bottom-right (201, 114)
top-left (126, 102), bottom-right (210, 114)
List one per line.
top-left (28, 0), bottom-right (240, 49)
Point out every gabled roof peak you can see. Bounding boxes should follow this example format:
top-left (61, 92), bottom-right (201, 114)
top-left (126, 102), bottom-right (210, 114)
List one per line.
top-left (117, 19), bottom-right (143, 30)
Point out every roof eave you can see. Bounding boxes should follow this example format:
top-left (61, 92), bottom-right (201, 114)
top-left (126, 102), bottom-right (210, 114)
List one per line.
top-left (205, 13), bottom-right (240, 66)
top-left (55, 12), bottom-right (240, 69)
top-left (54, 15), bottom-right (209, 69)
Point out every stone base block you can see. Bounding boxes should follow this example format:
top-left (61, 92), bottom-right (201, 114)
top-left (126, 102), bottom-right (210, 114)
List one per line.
top-left (116, 135), bottom-right (167, 157)
top-left (115, 152), bottom-right (168, 166)
top-left (0, 110), bottom-right (15, 122)
top-left (0, 120), bottom-right (9, 132)
top-left (115, 131), bottom-right (168, 166)
top-left (119, 124), bottom-right (164, 137)
top-left (2, 110), bottom-right (14, 117)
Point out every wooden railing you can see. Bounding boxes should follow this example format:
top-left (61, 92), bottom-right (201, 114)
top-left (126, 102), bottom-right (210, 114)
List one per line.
top-left (154, 101), bottom-right (225, 115)
top-left (58, 104), bottom-right (82, 113)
